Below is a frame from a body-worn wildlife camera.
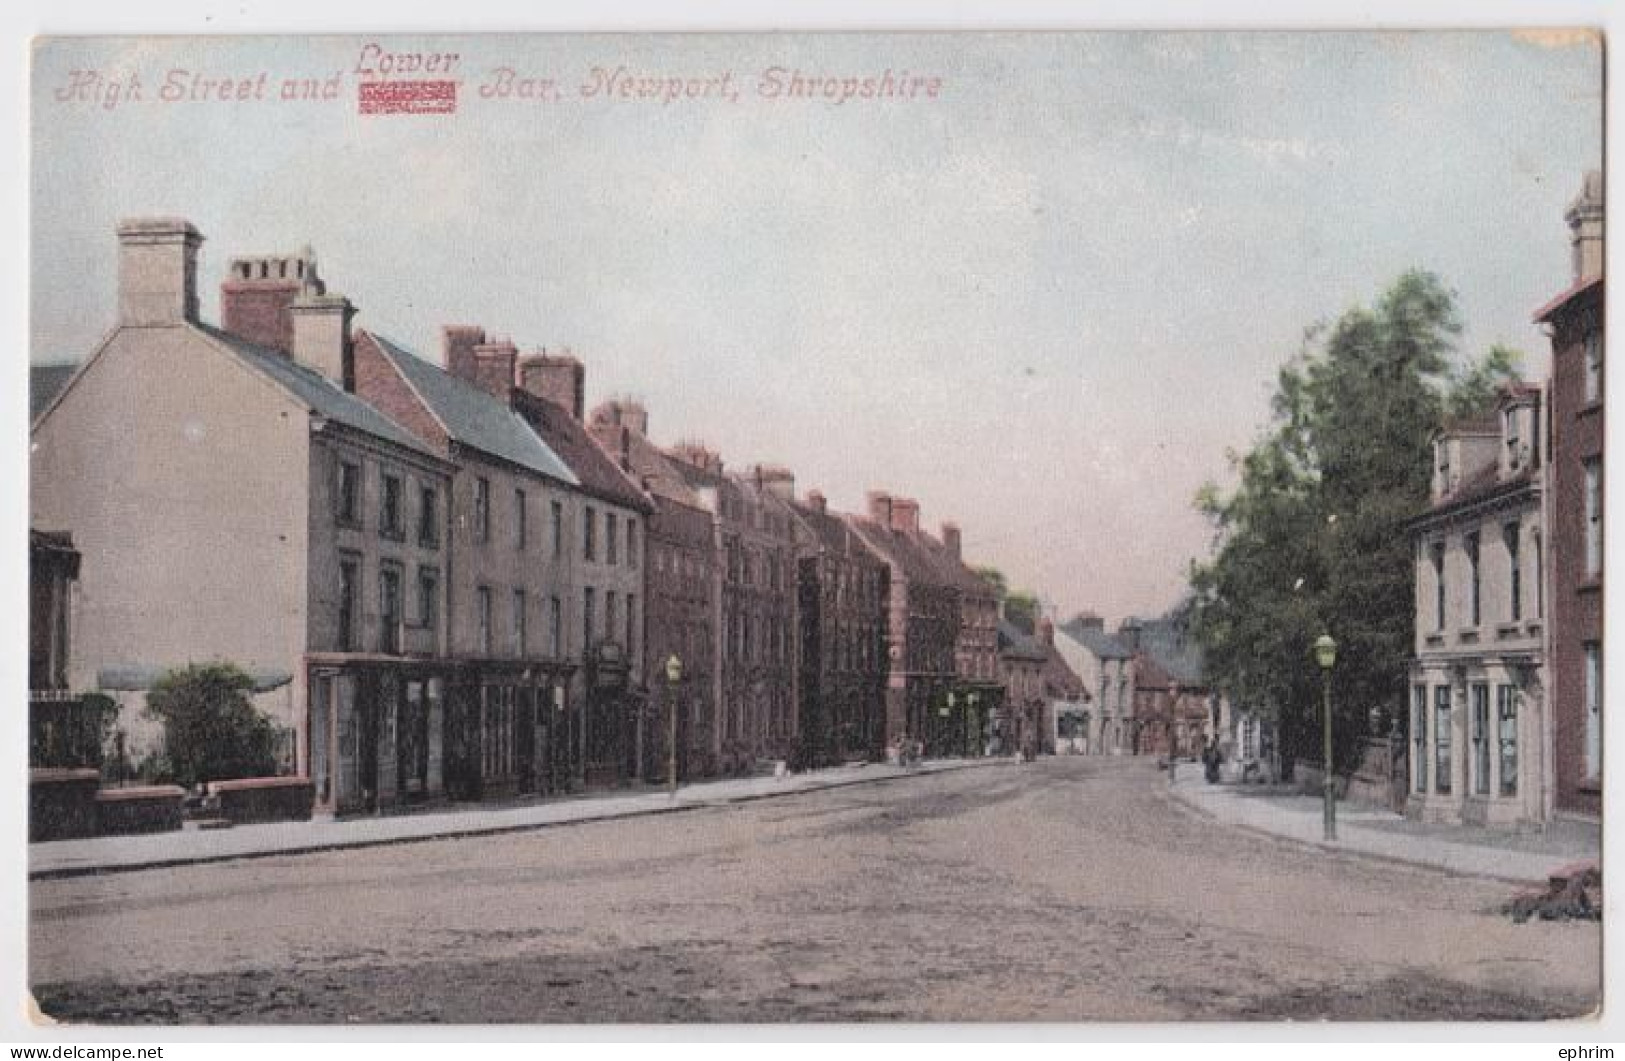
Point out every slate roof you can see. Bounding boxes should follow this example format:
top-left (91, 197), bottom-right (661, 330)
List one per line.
top-left (611, 428), bottom-right (705, 509)
top-left (513, 389), bottom-right (652, 513)
top-left (1534, 275), bottom-right (1603, 323)
top-left (846, 516), bottom-right (958, 592)
top-left (1128, 616), bottom-right (1206, 685)
top-left (1060, 619), bottom-right (1135, 660)
top-left (793, 501), bottom-right (884, 564)
top-left (1042, 642), bottom-right (1087, 699)
top-left (998, 619), bottom-right (1048, 662)
top-left (30, 364), bottom-right (77, 420)
top-left (1414, 463), bottom-right (1539, 528)
top-left (195, 323), bottom-right (441, 461)
top-left (364, 332), bottom-right (578, 485)
top-left (920, 535), bottom-right (998, 598)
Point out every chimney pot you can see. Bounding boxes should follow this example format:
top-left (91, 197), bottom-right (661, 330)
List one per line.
top-left (867, 491), bottom-right (893, 526)
top-left (442, 325), bottom-right (487, 382)
top-left (467, 338), bottom-right (518, 398)
top-left (220, 247), bottom-right (324, 354)
top-left (890, 497), bottom-right (920, 535)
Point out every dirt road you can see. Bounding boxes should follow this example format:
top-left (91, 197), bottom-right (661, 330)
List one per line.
top-left (30, 756), bottom-right (1600, 1023)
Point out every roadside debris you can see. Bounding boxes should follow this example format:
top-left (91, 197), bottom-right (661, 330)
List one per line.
top-left (1505, 860), bottom-right (1601, 924)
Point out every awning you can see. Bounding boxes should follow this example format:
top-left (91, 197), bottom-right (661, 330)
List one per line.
top-left (96, 664), bottom-right (294, 693)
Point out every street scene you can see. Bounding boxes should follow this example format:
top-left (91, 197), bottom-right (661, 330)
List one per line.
top-left (23, 32), bottom-right (1605, 1030)
top-left (29, 758), bottom-right (1601, 1024)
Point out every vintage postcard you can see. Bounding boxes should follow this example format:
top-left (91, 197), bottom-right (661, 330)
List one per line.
top-left (22, 30), bottom-right (1607, 1031)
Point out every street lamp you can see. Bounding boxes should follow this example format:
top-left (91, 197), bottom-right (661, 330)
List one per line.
top-left (1314, 633), bottom-right (1337, 841)
top-left (664, 653), bottom-right (682, 798)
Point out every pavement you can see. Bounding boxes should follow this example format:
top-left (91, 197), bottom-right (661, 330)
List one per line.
top-left (28, 756), bottom-right (1009, 880)
top-left (1167, 761), bottom-right (1600, 884)
top-left (31, 754), bottom-right (1600, 886)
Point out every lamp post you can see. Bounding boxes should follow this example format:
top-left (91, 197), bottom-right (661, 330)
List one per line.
top-left (664, 653), bottom-right (682, 798)
top-left (1314, 633), bottom-right (1337, 841)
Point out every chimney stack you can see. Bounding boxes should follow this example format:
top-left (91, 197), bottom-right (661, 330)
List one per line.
top-left (468, 336), bottom-right (518, 398)
top-left (289, 291), bottom-right (358, 391)
top-left (670, 442), bottom-right (724, 476)
top-left (1117, 618), bottom-right (1143, 653)
top-left (220, 246), bottom-right (322, 354)
top-left (589, 399), bottom-right (649, 438)
top-left (806, 489), bottom-right (828, 515)
top-left (866, 491), bottom-right (893, 526)
top-left (753, 464), bottom-right (796, 502)
top-left (941, 522), bottom-right (962, 562)
top-left (517, 348), bottom-right (586, 420)
top-left (890, 497), bottom-right (920, 535)
top-left (1567, 170), bottom-right (1604, 283)
top-left (117, 218), bottom-right (203, 327)
top-left (442, 325), bottom-right (487, 382)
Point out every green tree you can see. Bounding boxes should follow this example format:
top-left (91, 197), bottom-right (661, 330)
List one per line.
top-left (972, 565), bottom-right (1008, 599)
top-left (1189, 271), bottom-right (1520, 772)
top-left (145, 663), bottom-right (277, 788)
top-left (1003, 590), bottom-right (1041, 634)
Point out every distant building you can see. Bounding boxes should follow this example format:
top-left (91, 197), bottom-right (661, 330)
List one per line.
top-left (663, 445), bottom-right (802, 773)
top-left (790, 489), bottom-right (891, 765)
top-left (1406, 385), bottom-right (1548, 825)
top-left (848, 493), bottom-right (962, 754)
top-left (1119, 615), bottom-right (1219, 759)
top-left (1034, 618), bottom-right (1088, 754)
top-left (1056, 615), bottom-right (1136, 755)
top-left (998, 618), bottom-right (1048, 756)
top-left (588, 400), bottom-right (718, 781)
top-left (1538, 170), bottom-right (1605, 820)
top-left (929, 523), bottom-right (1004, 757)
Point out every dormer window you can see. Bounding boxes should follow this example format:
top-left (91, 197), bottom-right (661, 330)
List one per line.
top-left (1436, 441), bottom-right (1452, 492)
top-left (1504, 408), bottom-right (1522, 469)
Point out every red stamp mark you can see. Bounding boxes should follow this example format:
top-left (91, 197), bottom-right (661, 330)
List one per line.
top-left (358, 80), bottom-right (457, 115)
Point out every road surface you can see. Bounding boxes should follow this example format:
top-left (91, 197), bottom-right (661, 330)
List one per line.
top-left (30, 756), bottom-right (1600, 1023)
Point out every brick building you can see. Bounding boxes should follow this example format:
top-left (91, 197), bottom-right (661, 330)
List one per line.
top-left (350, 326), bottom-right (582, 801)
top-left (849, 494), bottom-right (963, 755)
top-left (31, 220), bottom-right (458, 815)
top-left (929, 524), bottom-right (1004, 755)
top-left (588, 399), bottom-right (719, 782)
top-left (998, 618), bottom-right (1048, 756)
top-left (790, 489), bottom-right (892, 765)
top-left (1120, 616), bottom-right (1217, 759)
top-left (1406, 385), bottom-right (1548, 825)
top-left (663, 446), bottom-right (803, 773)
top-left (1539, 170), bottom-right (1605, 819)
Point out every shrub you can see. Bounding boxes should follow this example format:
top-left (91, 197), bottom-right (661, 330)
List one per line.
top-left (145, 663), bottom-right (277, 789)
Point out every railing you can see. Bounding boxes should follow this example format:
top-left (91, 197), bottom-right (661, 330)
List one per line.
top-left (29, 691), bottom-right (102, 770)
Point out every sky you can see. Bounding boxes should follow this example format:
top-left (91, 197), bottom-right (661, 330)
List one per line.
top-left (29, 31), bottom-right (1603, 625)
